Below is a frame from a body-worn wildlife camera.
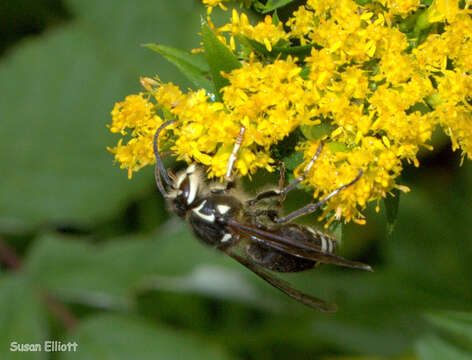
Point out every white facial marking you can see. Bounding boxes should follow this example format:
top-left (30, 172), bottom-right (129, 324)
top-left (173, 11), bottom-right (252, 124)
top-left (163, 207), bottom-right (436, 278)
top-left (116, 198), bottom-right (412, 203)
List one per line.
top-left (192, 200), bottom-right (215, 223)
top-left (221, 233), bottom-right (232, 243)
top-left (217, 204), bottom-right (231, 214)
top-left (186, 164), bottom-right (196, 174)
top-left (193, 200), bottom-right (206, 212)
top-left (186, 175), bottom-right (198, 205)
top-left (176, 174), bottom-right (186, 188)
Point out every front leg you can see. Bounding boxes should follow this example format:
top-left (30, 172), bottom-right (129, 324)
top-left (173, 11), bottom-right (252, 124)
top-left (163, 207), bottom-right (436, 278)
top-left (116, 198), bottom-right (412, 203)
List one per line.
top-left (245, 209), bottom-right (279, 223)
top-left (246, 189), bottom-right (281, 206)
top-left (225, 126), bottom-right (246, 181)
top-left (210, 180), bottom-right (236, 194)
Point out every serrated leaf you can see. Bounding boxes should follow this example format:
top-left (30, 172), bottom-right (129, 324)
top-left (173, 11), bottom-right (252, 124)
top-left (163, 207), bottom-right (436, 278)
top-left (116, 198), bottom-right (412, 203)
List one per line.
top-left (143, 43), bottom-right (214, 92)
top-left (0, 0), bottom-right (203, 227)
top-left (201, 22), bottom-right (241, 100)
top-left (0, 275), bottom-right (47, 360)
top-left (61, 314), bottom-right (232, 360)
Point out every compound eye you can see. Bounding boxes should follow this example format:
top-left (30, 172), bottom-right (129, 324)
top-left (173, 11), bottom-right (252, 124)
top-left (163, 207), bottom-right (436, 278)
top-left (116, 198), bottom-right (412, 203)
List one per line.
top-left (179, 176), bottom-right (191, 200)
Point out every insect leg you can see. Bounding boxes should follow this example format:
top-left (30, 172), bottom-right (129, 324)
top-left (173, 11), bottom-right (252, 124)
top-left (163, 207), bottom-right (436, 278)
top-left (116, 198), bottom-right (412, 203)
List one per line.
top-left (225, 126), bottom-right (246, 188)
top-left (247, 142), bottom-right (323, 206)
top-left (245, 209), bottom-right (279, 221)
top-left (278, 141), bottom-right (323, 196)
top-left (277, 161), bottom-right (286, 210)
top-left (274, 169), bottom-right (363, 224)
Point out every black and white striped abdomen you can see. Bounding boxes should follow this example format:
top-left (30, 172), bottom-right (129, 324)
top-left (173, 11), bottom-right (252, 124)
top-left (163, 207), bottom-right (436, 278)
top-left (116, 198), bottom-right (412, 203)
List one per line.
top-left (246, 224), bottom-right (337, 273)
top-left (305, 226), bottom-right (337, 254)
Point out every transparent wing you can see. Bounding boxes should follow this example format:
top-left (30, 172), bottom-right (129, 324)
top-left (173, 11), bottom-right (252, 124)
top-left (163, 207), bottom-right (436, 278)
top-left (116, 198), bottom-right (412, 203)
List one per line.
top-left (226, 218), bottom-right (372, 272)
top-left (223, 248), bottom-right (338, 312)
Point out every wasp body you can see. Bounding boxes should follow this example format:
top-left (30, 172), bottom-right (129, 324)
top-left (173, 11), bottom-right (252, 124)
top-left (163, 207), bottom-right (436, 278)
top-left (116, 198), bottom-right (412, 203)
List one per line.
top-left (154, 120), bottom-right (371, 312)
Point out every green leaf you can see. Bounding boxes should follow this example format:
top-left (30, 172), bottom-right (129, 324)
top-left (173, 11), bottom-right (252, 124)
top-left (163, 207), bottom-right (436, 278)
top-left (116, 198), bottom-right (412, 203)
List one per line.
top-left (143, 43), bottom-right (214, 93)
top-left (24, 226), bottom-right (267, 309)
top-left (383, 188), bottom-right (401, 240)
top-left (0, 0), bottom-right (204, 227)
top-left (416, 334), bottom-right (472, 360)
top-left (139, 264), bottom-right (273, 310)
top-left (272, 10), bottom-right (280, 26)
top-left (61, 314), bottom-right (233, 360)
top-left (238, 36), bottom-right (268, 55)
top-left (240, 37), bottom-right (317, 59)
top-left (24, 231), bottom-right (181, 309)
top-left (0, 275), bottom-right (47, 360)
top-left (254, 0), bottom-right (294, 14)
top-left (425, 93), bottom-right (443, 108)
top-left (406, 101), bottom-right (431, 115)
top-left (354, 0), bottom-right (372, 5)
top-left (300, 123), bottom-right (336, 140)
top-left (282, 151), bottom-right (304, 171)
top-left (201, 21), bottom-right (241, 100)
top-left (329, 222), bottom-right (343, 244)
top-left (414, 8), bottom-right (432, 33)
top-left (272, 44), bottom-right (318, 57)
top-left (300, 67), bottom-right (311, 80)
top-left (25, 234), bottom-right (138, 310)
top-left (425, 311), bottom-right (472, 344)
top-left (326, 142), bottom-right (349, 152)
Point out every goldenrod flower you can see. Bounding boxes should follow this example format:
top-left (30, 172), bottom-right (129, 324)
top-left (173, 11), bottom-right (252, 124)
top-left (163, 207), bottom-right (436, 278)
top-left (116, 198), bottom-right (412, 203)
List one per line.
top-left (378, 0), bottom-right (422, 17)
top-left (108, 94), bottom-right (164, 179)
top-left (219, 9), bottom-right (289, 51)
top-left (108, 0), bottom-right (472, 224)
top-left (202, 0), bottom-right (255, 14)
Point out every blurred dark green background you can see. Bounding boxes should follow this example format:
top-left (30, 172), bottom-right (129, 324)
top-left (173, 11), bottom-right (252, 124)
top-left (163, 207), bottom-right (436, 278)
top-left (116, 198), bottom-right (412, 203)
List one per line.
top-left (0, 1), bottom-right (471, 359)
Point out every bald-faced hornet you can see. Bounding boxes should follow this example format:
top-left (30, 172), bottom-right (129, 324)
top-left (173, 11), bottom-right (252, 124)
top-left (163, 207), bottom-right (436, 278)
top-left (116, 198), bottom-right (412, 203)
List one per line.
top-left (153, 120), bottom-right (372, 312)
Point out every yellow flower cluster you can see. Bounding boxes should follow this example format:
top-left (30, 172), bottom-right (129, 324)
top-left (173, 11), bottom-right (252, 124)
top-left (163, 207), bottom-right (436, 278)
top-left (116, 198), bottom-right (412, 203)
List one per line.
top-left (219, 11), bottom-right (289, 51)
top-left (108, 94), bottom-right (163, 179)
top-left (108, 0), bottom-right (472, 224)
top-left (202, 0), bottom-right (254, 13)
top-left (413, 10), bottom-right (472, 158)
top-left (378, 0), bottom-right (422, 17)
top-left (202, 0), bottom-right (227, 7)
